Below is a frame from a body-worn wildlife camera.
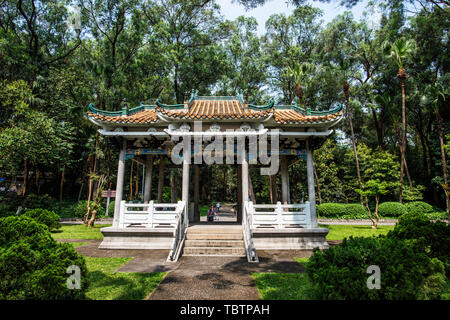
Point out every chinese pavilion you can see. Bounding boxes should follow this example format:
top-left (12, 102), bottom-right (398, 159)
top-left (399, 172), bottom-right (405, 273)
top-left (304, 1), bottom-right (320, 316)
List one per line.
top-left (87, 91), bottom-right (344, 262)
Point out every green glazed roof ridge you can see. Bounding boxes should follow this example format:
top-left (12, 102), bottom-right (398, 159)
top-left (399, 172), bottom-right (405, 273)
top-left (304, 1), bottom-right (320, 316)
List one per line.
top-left (273, 102), bottom-right (344, 115)
top-left (88, 103), bottom-right (123, 116)
top-left (248, 99), bottom-right (274, 110)
top-left (88, 103), bottom-right (156, 117)
top-left (309, 103), bottom-right (343, 115)
top-left (156, 98), bottom-right (185, 109)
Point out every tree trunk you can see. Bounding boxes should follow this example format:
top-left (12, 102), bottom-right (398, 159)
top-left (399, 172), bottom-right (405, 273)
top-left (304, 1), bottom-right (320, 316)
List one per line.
top-left (85, 132), bottom-right (99, 224)
top-left (248, 171), bottom-right (256, 204)
top-left (59, 165), bottom-right (65, 212)
top-left (295, 83), bottom-right (303, 105)
top-left (313, 163), bottom-right (322, 204)
top-left (398, 74), bottom-right (408, 203)
top-left (344, 81), bottom-right (363, 205)
top-left (22, 159), bottom-right (28, 197)
top-left (170, 170), bottom-right (177, 203)
top-left (269, 175), bottom-right (277, 204)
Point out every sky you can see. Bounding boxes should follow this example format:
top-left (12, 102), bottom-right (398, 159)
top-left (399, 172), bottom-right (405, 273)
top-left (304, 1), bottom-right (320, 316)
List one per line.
top-left (216, 0), bottom-right (379, 35)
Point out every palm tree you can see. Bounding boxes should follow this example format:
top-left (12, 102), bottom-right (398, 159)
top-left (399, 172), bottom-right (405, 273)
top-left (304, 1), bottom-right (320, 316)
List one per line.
top-left (383, 37), bottom-right (416, 203)
top-left (286, 62), bottom-right (315, 106)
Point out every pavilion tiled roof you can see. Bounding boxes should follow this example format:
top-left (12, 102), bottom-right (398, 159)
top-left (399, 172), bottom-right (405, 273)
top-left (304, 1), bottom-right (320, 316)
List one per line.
top-left (88, 109), bottom-right (159, 124)
top-left (87, 96), bottom-right (344, 126)
top-left (156, 99), bottom-right (273, 120)
top-left (273, 109), bottom-right (343, 124)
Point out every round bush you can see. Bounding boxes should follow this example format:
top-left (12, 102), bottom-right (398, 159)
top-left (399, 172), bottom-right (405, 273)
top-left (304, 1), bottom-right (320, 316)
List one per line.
top-left (317, 203), bottom-right (345, 218)
top-left (343, 204), bottom-right (368, 219)
top-left (306, 236), bottom-right (446, 300)
top-left (378, 202), bottom-right (407, 218)
top-left (74, 200), bottom-right (106, 218)
top-left (0, 216), bottom-right (89, 299)
top-left (389, 211), bottom-right (450, 275)
top-left (23, 208), bottom-right (61, 232)
top-left (405, 201), bottom-right (434, 215)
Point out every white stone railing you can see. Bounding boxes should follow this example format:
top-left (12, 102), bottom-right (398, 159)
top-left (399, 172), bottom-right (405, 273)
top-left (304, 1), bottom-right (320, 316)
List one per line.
top-left (167, 201), bottom-right (188, 262)
top-left (251, 201), bottom-right (311, 229)
top-left (118, 200), bottom-right (184, 229)
top-left (243, 201), bottom-right (259, 263)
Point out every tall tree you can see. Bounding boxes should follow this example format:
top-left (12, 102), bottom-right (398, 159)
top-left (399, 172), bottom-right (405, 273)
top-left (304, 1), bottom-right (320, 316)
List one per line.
top-left (383, 37), bottom-right (416, 203)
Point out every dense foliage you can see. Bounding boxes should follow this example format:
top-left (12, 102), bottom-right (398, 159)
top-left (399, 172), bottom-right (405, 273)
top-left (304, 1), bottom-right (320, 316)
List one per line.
top-left (0, 0), bottom-right (447, 218)
top-left (0, 216), bottom-right (89, 299)
top-left (23, 208), bottom-right (61, 231)
top-left (307, 209), bottom-right (450, 299)
top-left (388, 211), bottom-right (450, 275)
top-left (306, 235), bottom-right (447, 299)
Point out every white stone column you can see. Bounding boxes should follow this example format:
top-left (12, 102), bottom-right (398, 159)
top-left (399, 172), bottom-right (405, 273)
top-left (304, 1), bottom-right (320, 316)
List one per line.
top-left (242, 146), bottom-right (249, 203)
top-left (306, 139), bottom-right (318, 227)
top-left (143, 155), bottom-right (153, 202)
top-left (113, 140), bottom-right (126, 228)
top-left (182, 158), bottom-right (190, 204)
top-left (281, 156), bottom-right (289, 204)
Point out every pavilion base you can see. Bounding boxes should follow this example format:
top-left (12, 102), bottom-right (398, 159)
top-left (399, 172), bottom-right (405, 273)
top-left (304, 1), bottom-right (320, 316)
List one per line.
top-left (99, 226), bottom-right (174, 250)
top-left (252, 227), bottom-right (329, 250)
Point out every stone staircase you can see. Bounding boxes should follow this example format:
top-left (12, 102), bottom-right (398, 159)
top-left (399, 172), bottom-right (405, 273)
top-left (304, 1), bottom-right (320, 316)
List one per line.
top-left (183, 225), bottom-right (246, 257)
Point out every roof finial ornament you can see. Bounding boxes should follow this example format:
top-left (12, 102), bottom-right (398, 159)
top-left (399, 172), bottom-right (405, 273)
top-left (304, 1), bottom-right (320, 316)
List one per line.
top-left (122, 98), bottom-right (129, 116)
top-left (237, 90), bottom-right (244, 103)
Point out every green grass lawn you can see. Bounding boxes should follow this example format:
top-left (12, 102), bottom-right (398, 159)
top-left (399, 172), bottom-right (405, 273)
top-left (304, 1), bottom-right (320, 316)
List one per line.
top-left (321, 224), bottom-right (395, 241)
top-left (70, 242), bottom-right (88, 248)
top-left (52, 224), bottom-right (110, 240)
top-left (84, 257), bottom-right (166, 300)
top-left (252, 272), bottom-right (314, 300)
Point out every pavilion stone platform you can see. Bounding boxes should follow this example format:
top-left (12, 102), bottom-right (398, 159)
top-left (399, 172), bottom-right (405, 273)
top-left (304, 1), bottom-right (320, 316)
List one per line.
top-left (87, 92), bottom-right (342, 262)
top-left (98, 228), bottom-right (174, 250)
top-left (252, 228), bottom-right (329, 250)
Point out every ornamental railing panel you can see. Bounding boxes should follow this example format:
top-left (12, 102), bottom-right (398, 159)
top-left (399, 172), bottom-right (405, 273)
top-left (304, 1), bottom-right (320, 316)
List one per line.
top-left (251, 202), bottom-right (311, 229)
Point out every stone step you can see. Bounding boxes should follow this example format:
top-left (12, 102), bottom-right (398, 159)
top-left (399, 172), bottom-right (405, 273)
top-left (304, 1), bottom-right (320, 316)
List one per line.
top-left (183, 247), bottom-right (246, 256)
top-left (186, 233), bottom-right (243, 240)
top-left (186, 227), bottom-right (242, 235)
top-left (185, 239), bottom-right (244, 247)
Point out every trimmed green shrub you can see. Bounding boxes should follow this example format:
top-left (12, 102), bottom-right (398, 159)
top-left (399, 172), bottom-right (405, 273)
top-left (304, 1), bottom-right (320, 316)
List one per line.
top-left (23, 194), bottom-right (57, 211)
top-left (378, 202), bottom-right (407, 218)
top-left (0, 216), bottom-right (89, 299)
top-left (343, 204), bottom-right (368, 219)
top-left (306, 235), bottom-right (446, 300)
top-left (74, 200), bottom-right (106, 219)
top-left (405, 201), bottom-right (434, 215)
top-left (317, 203), bottom-right (345, 218)
top-left (23, 208), bottom-right (61, 231)
top-left (388, 211), bottom-right (450, 275)
top-left (108, 200), bottom-right (115, 216)
top-left (317, 203), bottom-right (368, 219)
